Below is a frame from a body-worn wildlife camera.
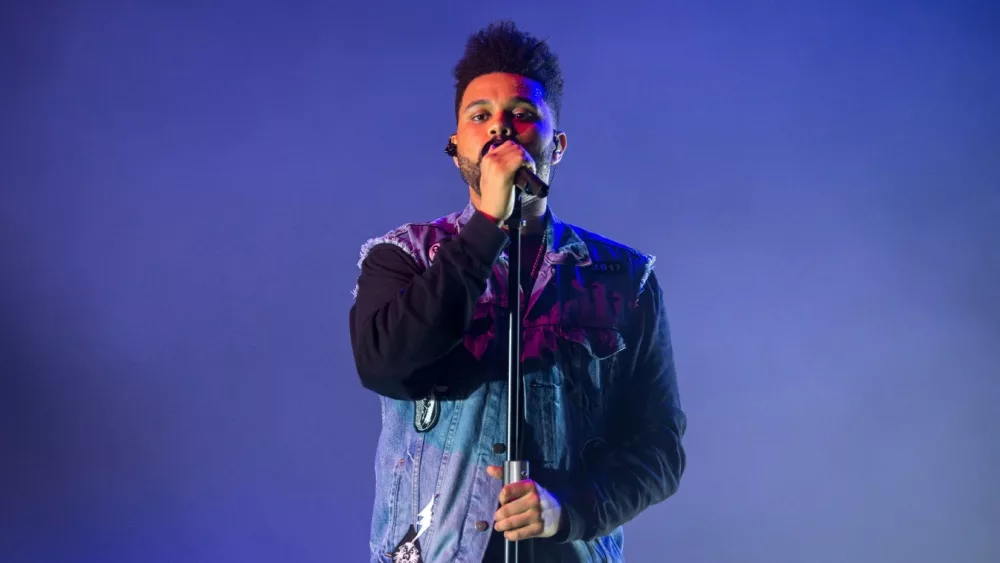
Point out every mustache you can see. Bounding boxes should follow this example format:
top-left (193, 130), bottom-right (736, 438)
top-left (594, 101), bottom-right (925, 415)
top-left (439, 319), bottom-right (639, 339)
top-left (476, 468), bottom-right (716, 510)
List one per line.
top-left (480, 137), bottom-right (519, 158)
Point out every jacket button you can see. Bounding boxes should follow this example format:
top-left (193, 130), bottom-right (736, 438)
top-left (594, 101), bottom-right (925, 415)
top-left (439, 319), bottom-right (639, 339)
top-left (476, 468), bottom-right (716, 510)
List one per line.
top-left (475, 520), bottom-right (489, 532)
top-left (492, 443), bottom-right (506, 454)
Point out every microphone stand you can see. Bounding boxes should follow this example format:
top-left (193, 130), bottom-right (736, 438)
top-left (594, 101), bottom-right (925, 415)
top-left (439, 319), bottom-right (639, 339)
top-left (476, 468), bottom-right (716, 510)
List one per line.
top-left (503, 190), bottom-right (529, 563)
top-left (503, 170), bottom-right (547, 563)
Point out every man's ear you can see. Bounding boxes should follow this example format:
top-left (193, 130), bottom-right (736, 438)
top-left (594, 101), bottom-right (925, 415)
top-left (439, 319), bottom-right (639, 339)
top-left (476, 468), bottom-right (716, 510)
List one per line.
top-left (552, 130), bottom-right (568, 165)
top-left (447, 135), bottom-right (459, 167)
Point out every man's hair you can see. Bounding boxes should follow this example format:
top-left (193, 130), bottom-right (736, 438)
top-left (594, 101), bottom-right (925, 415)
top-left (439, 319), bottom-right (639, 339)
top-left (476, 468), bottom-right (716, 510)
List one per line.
top-left (453, 20), bottom-right (564, 124)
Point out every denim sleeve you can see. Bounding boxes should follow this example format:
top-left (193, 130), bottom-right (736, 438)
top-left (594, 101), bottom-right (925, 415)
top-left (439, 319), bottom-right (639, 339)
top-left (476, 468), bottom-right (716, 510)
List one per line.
top-left (554, 271), bottom-right (688, 542)
top-left (349, 211), bottom-right (508, 400)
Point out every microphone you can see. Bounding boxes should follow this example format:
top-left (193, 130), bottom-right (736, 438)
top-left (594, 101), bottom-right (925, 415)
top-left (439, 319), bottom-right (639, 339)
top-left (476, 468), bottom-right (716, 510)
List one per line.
top-left (482, 139), bottom-right (550, 198)
top-left (515, 167), bottom-right (549, 199)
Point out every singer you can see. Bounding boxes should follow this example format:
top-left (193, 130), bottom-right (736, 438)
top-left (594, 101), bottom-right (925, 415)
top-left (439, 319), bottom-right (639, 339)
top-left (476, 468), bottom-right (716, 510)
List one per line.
top-left (349, 20), bottom-right (686, 563)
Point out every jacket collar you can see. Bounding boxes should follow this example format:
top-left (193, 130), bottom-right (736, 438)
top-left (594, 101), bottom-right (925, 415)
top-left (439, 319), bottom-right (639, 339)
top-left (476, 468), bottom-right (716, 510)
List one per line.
top-left (455, 201), bottom-right (590, 266)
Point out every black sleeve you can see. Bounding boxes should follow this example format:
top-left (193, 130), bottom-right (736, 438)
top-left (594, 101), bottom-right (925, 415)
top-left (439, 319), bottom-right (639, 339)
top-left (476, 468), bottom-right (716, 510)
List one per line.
top-left (349, 211), bottom-right (508, 400)
top-left (553, 271), bottom-right (688, 542)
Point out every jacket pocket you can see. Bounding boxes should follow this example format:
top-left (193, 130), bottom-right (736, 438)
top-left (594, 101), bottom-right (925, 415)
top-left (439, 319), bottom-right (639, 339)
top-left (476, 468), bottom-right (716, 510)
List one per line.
top-left (560, 326), bottom-right (626, 367)
top-left (371, 454), bottom-right (407, 556)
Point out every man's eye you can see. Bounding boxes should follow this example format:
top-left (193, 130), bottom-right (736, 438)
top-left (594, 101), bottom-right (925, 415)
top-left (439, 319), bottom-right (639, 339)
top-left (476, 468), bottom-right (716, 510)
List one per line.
top-left (470, 113), bottom-right (489, 122)
top-left (514, 111), bottom-right (536, 121)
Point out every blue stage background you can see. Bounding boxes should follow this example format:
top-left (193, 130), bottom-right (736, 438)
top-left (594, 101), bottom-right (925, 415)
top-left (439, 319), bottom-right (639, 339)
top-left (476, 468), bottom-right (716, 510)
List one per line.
top-left (3, 1), bottom-right (998, 561)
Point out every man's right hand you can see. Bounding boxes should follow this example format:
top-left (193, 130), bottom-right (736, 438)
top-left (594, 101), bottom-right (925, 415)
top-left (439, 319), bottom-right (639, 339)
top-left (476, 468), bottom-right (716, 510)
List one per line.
top-left (477, 140), bottom-right (537, 223)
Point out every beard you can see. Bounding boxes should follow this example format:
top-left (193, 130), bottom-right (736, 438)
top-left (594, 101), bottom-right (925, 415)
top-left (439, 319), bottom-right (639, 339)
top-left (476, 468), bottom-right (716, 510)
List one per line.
top-left (457, 142), bottom-right (555, 199)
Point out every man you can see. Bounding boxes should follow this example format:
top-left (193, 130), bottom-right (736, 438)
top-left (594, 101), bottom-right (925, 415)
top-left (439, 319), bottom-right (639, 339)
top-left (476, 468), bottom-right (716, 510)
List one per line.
top-left (349, 20), bottom-right (686, 563)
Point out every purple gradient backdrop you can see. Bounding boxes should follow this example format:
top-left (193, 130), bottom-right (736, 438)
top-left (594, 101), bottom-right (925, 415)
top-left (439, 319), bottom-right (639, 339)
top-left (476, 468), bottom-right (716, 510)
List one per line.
top-left (2, 1), bottom-right (998, 562)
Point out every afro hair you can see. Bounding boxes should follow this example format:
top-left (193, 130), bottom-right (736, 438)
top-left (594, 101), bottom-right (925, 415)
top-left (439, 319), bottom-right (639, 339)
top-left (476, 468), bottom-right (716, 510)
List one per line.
top-left (452, 20), bottom-right (564, 124)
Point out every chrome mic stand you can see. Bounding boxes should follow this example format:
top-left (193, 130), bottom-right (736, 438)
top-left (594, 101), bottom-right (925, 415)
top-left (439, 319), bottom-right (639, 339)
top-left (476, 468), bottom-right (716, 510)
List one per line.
top-left (503, 172), bottom-right (548, 563)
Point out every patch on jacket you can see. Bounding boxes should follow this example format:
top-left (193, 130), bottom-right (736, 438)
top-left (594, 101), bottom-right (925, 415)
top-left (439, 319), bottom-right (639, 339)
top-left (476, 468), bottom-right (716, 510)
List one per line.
top-left (590, 260), bottom-right (626, 274)
top-left (388, 495), bottom-right (436, 563)
top-left (414, 393), bottom-right (440, 432)
top-left (388, 525), bottom-right (422, 563)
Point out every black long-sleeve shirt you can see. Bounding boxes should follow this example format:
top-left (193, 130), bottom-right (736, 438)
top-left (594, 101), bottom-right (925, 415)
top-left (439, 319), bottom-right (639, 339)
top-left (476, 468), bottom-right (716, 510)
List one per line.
top-left (350, 211), bottom-right (542, 399)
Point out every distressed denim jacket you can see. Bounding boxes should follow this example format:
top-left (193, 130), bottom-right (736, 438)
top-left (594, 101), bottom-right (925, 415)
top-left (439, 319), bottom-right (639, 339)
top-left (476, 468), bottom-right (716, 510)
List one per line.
top-left (354, 203), bottom-right (686, 562)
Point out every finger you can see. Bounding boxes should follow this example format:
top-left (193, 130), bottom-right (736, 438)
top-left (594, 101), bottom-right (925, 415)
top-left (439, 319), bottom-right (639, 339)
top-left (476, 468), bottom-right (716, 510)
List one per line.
top-left (483, 150), bottom-right (526, 172)
top-left (486, 465), bottom-right (503, 480)
top-left (503, 521), bottom-right (544, 542)
top-left (498, 481), bottom-right (535, 505)
top-left (495, 506), bottom-right (541, 533)
top-left (481, 155), bottom-right (523, 180)
top-left (483, 139), bottom-right (509, 155)
top-left (495, 490), bottom-right (539, 520)
top-left (485, 140), bottom-right (526, 159)
top-left (508, 147), bottom-right (536, 173)
top-left (484, 139), bottom-right (517, 157)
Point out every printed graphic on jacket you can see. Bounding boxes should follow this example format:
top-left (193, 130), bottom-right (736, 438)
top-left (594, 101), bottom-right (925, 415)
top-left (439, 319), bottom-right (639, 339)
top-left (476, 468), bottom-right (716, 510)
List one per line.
top-left (388, 497), bottom-right (436, 563)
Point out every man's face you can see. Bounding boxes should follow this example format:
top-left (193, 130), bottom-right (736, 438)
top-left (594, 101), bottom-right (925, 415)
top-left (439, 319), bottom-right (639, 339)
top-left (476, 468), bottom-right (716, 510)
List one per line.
top-left (452, 72), bottom-right (567, 197)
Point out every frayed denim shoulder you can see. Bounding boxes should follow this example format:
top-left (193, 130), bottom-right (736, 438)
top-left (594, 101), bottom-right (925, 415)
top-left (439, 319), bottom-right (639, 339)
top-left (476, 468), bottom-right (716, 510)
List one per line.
top-left (637, 253), bottom-right (656, 300)
top-left (351, 231), bottom-right (419, 299)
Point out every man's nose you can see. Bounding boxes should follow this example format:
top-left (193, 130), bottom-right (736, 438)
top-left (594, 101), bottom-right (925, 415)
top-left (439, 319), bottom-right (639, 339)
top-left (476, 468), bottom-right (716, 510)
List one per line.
top-left (488, 119), bottom-right (514, 139)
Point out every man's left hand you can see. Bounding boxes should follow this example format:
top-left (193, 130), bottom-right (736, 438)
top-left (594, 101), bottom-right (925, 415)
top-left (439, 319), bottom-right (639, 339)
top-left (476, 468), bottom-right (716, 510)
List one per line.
top-left (486, 465), bottom-right (563, 540)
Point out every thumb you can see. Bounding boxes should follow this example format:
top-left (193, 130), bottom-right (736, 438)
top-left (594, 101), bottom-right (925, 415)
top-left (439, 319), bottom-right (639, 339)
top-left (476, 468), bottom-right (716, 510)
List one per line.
top-left (486, 465), bottom-right (503, 480)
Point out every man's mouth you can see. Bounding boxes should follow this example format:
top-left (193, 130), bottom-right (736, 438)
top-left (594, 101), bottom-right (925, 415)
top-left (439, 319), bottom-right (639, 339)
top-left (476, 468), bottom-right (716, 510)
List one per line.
top-left (480, 137), bottom-right (516, 157)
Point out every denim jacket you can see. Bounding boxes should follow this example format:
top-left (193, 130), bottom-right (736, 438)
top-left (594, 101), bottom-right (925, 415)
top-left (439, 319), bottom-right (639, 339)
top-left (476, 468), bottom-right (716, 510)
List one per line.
top-left (351, 203), bottom-right (686, 562)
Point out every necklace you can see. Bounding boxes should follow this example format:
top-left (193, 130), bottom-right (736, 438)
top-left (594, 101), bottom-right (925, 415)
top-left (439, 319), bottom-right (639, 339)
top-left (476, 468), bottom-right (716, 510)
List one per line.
top-left (529, 230), bottom-right (547, 281)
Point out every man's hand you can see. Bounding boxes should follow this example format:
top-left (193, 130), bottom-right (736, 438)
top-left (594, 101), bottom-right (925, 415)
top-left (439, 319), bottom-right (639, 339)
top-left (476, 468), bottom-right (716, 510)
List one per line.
top-left (478, 140), bottom-right (536, 222)
top-left (486, 465), bottom-right (563, 541)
